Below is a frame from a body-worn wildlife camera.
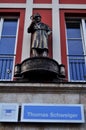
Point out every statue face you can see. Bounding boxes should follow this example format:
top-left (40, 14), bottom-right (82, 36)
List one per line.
top-left (35, 16), bottom-right (41, 23)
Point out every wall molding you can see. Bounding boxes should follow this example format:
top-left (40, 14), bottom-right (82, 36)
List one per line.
top-left (0, 82), bottom-right (86, 93)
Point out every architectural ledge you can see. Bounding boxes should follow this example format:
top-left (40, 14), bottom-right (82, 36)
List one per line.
top-left (0, 81), bottom-right (86, 93)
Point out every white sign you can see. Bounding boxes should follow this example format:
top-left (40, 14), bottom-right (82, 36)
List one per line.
top-left (21, 104), bottom-right (85, 123)
top-left (0, 103), bottom-right (19, 122)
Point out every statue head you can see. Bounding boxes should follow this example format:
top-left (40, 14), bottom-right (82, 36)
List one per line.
top-left (30, 13), bottom-right (42, 22)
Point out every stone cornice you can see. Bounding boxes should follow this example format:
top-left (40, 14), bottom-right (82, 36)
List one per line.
top-left (0, 82), bottom-right (86, 93)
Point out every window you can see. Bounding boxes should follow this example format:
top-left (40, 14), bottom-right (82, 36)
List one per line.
top-left (66, 18), bottom-right (86, 81)
top-left (0, 17), bottom-right (18, 80)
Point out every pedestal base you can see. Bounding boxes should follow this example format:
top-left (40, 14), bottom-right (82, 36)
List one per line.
top-left (22, 57), bottom-right (59, 81)
top-left (14, 57), bottom-right (65, 82)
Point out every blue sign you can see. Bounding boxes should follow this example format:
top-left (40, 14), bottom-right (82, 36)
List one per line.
top-left (0, 103), bottom-right (19, 122)
top-left (21, 104), bottom-right (85, 123)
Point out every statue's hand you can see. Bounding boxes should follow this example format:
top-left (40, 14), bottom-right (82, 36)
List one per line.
top-left (47, 30), bottom-right (52, 35)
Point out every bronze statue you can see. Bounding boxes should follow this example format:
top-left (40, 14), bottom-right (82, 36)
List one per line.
top-left (14, 13), bottom-right (66, 81)
top-left (27, 13), bottom-right (51, 57)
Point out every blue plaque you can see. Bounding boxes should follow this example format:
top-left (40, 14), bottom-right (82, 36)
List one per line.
top-left (21, 104), bottom-right (85, 123)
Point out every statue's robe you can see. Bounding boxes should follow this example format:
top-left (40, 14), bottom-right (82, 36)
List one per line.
top-left (28, 22), bottom-right (51, 51)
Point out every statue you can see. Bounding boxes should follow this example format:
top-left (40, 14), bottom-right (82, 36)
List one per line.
top-left (27, 13), bottom-right (52, 57)
top-left (14, 13), bottom-right (66, 81)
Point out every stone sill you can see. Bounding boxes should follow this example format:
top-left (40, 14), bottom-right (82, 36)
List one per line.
top-left (0, 81), bottom-right (86, 93)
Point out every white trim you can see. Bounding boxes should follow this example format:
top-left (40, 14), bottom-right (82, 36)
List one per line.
top-left (0, 3), bottom-right (26, 8)
top-left (12, 18), bottom-right (20, 80)
top-left (33, 4), bottom-right (52, 8)
top-left (21, 0), bottom-right (33, 61)
top-left (82, 19), bottom-right (86, 54)
top-left (0, 3), bottom-right (86, 10)
top-left (14, 18), bottom-right (20, 55)
top-left (59, 4), bottom-right (86, 9)
top-left (52, 0), bottom-right (61, 63)
top-left (81, 19), bottom-right (86, 80)
top-left (65, 20), bottom-right (70, 81)
top-left (0, 18), bottom-right (3, 40)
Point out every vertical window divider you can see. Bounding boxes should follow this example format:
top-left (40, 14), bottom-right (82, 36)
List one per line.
top-left (81, 19), bottom-right (86, 55)
top-left (81, 19), bottom-right (86, 79)
top-left (65, 21), bottom-right (70, 81)
top-left (12, 18), bottom-right (19, 80)
top-left (14, 18), bottom-right (19, 56)
top-left (0, 18), bottom-right (3, 40)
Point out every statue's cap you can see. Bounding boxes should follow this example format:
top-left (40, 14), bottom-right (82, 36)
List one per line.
top-left (30, 13), bottom-right (41, 19)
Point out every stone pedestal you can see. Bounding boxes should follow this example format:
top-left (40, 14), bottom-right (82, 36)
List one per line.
top-left (14, 57), bottom-right (65, 82)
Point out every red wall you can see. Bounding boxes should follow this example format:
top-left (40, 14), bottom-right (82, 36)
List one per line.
top-left (60, 10), bottom-right (68, 79)
top-left (33, 0), bottom-right (52, 4)
top-left (33, 9), bottom-right (52, 58)
top-left (59, 0), bottom-right (86, 4)
top-left (16, 9), bottom-right (25, 64)
top-left (0, 0), bottom-right (26, 3)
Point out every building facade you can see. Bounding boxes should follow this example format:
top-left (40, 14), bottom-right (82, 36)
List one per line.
top-left (0, 0), bottom-right (86, 129)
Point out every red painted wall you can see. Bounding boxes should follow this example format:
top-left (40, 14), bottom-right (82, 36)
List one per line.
top-left (0, 9), bottom-right (25, 64)
top-left (60, 10), bottom-right (68, 79)
top-left (16, 9), bottom-right (25, 64)
top-left (60, 9), bottom-right (86, 80)
top-left (33, 0), bottom-right (52, 4)
top-left (59, 0), bottom-right (86, 4)
top-left (32, 9), bottom-right (52, 58)
top-left (0, 0), bottom-right (26, 3)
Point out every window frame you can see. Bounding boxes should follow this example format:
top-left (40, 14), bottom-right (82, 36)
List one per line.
top-left (65, 17), bottom-right (86, 81)
top-left (0, 16), bottom-right (19, 80)
top-left (60, 10), bottom-right (86, 82)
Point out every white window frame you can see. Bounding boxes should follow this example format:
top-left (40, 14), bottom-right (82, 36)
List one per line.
top-left (0, 16), bottom-right (19, 81)
top-left (66, 18), bottom-right (86, 82)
